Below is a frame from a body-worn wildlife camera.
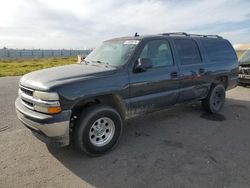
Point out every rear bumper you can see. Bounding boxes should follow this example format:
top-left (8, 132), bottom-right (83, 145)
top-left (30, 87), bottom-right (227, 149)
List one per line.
top-left (15, 97), bottom-right (71, 146)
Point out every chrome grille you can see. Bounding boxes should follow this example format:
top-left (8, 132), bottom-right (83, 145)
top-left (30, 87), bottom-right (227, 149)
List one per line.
top-left (240, 67), bottom-right (250, 75)
top-left (246, 69), bottom-right (250, 75)
top-left (20, 86), bottom-right (34, 96)
top-left (18, 85), bottom-right (60, 112)
top-left (19, 85), bottom-right (35, 110)
top-left (21, 99), bottom-right (34, 108)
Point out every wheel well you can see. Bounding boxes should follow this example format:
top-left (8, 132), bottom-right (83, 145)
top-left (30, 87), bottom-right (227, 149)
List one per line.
top-left (214, 76), bottom-right (228, 89)
top-left (70, 94), bottom-right (126, 122)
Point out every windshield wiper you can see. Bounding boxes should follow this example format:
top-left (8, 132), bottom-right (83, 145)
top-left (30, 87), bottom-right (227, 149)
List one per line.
top-left (81, 59), bottom-right (90, 65)
top-left (92, 60), bottom-right (114, 67)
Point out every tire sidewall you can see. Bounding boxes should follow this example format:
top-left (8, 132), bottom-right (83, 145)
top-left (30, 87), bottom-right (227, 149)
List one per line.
top-left (209, 84), bottom-right (225, 113)
top-left (75, 106), bottom-right (123, 155)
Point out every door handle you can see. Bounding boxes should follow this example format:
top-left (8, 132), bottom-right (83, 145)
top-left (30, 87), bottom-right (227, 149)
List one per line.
top-left (171, 72), bottom-right (178, 79)
top-left (199, 68), bottom-right (205, 74)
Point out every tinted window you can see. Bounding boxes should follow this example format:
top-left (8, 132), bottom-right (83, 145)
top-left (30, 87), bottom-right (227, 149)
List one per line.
top-left (201, 39), bottom-right (236, 62)
top-left (140, 40), bottom-right (173, 67)
top-left (174, 39), bottom-right (202, 65)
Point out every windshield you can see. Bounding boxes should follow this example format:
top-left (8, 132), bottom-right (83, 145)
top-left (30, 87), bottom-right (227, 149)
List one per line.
top-left (239, 49), bottom-right (250, 65)
top-left (84, 40), bottom-right (139, 67)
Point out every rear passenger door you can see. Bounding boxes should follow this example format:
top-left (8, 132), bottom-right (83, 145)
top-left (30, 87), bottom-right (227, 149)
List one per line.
top-left (129, 39), bottom-right (180, 115)
top-left (173, 38), bottom-right (208, 102)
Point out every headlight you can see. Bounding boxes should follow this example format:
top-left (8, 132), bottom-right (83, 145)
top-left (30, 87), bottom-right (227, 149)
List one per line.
top-left (239, 66), bottom-right (243, 74)
top-left (33, 91), bottom-right (61, 114)
top-left (33, 91), bottom-right (59, 101)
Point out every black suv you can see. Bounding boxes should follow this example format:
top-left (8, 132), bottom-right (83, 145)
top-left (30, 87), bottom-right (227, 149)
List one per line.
top-left (15, 32), bottom-right (238, 156)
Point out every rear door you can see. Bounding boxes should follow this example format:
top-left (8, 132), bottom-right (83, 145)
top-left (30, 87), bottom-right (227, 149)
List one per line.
top-left (128, 39), bottom-right (180, 115)
top-left (173, 38), bottom-right (208, 102)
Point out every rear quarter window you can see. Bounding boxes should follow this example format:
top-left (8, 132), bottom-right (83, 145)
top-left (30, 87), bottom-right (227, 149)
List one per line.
top-left (201, 39), bottom-right (236, 62)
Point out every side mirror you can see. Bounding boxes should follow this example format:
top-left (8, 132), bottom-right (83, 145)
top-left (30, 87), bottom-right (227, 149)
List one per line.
top-left (134, 58), bottom-right (152, 73)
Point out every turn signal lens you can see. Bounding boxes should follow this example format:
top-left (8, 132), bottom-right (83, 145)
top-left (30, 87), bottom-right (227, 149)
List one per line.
top-left (48, 107), bottom-right (61, 114)
top-left (34, 105), bottom-right (61, 114)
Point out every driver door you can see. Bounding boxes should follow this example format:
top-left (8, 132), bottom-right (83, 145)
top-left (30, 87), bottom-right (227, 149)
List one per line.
top-left (128, 39), bottom-right (180, 115)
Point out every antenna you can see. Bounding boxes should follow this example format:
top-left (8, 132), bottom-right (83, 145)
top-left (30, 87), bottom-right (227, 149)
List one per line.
top-left (134, 32), bottom-right (139, 37)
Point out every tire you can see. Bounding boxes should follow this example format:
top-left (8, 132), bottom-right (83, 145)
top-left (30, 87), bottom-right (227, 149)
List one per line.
top-left (73, 105), bottom-right (123, 156)
top-left (202, 84), bottom-right (225, 114)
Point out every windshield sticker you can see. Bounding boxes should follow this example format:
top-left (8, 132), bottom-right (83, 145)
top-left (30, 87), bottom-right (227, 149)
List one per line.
top-left (124, 40), bottom-right (140, 45)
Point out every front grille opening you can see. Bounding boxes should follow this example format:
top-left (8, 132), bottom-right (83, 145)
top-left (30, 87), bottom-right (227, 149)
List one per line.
top-left (21, 99), bottom-right (33, 107)
top-left (20, 87), bottom-right (33, 96)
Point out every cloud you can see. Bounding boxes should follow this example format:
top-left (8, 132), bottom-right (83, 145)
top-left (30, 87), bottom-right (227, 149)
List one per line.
top-left (219, 28), bottom-right (250, 44)
top-left (0, 0), bottom-right (250, 48)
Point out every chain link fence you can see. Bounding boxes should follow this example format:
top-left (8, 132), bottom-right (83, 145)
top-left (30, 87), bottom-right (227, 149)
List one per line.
top-left (0, 49), bottom-right (91, 59)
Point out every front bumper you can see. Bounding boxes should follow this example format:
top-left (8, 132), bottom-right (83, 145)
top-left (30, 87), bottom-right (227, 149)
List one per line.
top-left (15, 97), bottom-right (71, 146)
top-left (239, 74), bottom-right (250, 84)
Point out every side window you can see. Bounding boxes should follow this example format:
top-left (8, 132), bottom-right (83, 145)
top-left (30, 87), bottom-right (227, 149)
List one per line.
top-left (174, 39), bottom-right (202, 65)
top-left (139, 40), bottom-right (173, 68)
top-left (201, 39), bottom-right (237, 62)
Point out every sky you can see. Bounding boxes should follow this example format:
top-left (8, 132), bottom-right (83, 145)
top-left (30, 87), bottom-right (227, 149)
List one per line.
top-left (0, 0), bottom-right (250, 49)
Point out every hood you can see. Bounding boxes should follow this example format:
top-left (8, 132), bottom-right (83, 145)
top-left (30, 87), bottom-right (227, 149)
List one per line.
top-left (20, 63), bottom-right (116, 91)
top-left (239, 61), bottom-right (250, 67)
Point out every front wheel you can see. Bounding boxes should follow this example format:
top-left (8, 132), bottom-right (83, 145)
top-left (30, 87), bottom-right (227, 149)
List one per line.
top-left (73, 105), bottom-right (123, 156)
top-left (202, 84), bottom-right (226, 114)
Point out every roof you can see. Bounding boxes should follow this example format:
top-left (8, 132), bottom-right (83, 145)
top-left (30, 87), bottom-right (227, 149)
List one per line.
top-left (105, 32), bottom-right (223, 42)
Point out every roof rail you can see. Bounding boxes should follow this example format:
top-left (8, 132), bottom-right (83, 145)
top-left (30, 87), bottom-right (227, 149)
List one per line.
top-left (203, 34), bottom-right (222, 38)
top-left (161, 32), bottom-right (223, 39)
top-left (162, 32), bottom-right (188, 36)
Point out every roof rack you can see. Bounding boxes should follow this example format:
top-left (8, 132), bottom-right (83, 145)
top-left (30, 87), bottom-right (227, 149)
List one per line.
top-left (161, 32), bottom-right (222, 39)
top-left (162, 32), bottom-right (188, 36)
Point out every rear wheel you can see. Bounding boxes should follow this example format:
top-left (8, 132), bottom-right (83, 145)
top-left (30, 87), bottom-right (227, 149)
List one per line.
top-left (73, 105), bottom-right (123, 156)
top-left (202, 84), bottom-right (225, 114)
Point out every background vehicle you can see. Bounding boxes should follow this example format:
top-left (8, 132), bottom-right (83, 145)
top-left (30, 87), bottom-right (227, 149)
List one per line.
top-left (239, 49), bottom-right (250, 86)
top-left (15, 32), bottom-right (238, 156)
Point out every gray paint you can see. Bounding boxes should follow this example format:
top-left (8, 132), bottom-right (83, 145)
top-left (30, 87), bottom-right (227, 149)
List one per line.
top-left (0, 49), bottom-right (91, 59)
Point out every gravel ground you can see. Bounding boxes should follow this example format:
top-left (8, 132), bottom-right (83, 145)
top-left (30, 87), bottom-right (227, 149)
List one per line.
top-left (0, 76), bottom-right (250, 188)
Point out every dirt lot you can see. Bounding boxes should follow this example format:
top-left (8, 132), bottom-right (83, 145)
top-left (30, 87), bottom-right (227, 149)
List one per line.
top-left (0, 76), bottom-right (250, 188)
